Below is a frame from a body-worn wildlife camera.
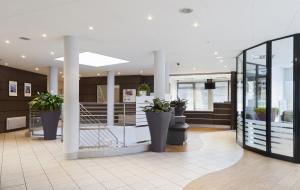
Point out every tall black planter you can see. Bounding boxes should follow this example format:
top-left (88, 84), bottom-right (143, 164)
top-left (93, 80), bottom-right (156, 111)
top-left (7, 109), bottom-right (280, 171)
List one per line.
top-left (40, 111), bottom-right (61, 140)
top-left (146, 112), bottom-right (172, 152)
top-left (175, 107), bottom-right (185, 116)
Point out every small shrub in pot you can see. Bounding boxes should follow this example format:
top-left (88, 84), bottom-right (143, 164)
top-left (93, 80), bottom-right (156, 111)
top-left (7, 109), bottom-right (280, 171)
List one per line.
top-left (29, 92), bottom-right (63, 140)
top-left (143, 98), bottom-right (171, 152)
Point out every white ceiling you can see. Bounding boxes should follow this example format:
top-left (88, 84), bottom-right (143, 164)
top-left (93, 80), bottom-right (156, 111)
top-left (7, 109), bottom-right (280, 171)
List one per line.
top-left (0, 0), bottom-right (300, 77)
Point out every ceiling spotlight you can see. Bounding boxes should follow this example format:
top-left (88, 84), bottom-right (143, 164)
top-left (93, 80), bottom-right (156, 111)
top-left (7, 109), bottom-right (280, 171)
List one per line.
top-left (216, 56), bottom-right (224, 59)
top-left (179, 8), bottom-right (194, 14)
top-left (140, 70), bottom-right (144, 74)
top-left (21, 55), bottom-right (26, 59)
top-left (147, 15), bottom-right (153, 21)
top-left (219, 59), bottom-right (224, 63)
top-left (193, 22), bottom-right (199, 28)
top-left (41, 33), bottom-right (47, 38)
top-left (4, 62), bottom-right (8, 66)
top-left (97, 73), bottom-right (100, 76)
top-left (5, 40), bottom-right (10, 44)
top-left (59, 71), bottom-right (63, 74)
top-left (214, 51), bottom-right (218, 55)
top-left (117, 72), bottom-right (121, 75)
top-left (50, 51), bottom-right (55, 55)
top-left (193, 67), bottom-right (196, 71)
top-left (88, 26), bottom-right (94, 30)
top-left (35, 67), bottom-right (39, 71)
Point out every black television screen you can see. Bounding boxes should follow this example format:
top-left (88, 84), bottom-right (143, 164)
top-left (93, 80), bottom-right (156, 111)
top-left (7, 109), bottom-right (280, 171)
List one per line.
top-left (205, 79), bottom-right (215, 89)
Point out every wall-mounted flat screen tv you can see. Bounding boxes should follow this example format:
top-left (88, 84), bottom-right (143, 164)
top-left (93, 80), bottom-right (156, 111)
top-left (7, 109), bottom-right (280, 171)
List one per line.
top-left (205, 79), bottom-right (216, 89)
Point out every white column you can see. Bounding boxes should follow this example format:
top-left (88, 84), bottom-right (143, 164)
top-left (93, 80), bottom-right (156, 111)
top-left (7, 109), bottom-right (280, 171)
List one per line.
top-left (208, 89), bottom-right (214, 111)
top-left (154, 50), bottom-right (166, 99)
top-left (107, 71), bottom-right (115, 126)
top-left (63, 36), bottom-right (79, 160)
top-left (49, 66), bottom-right (58, 95)
top-left (165, 61), bottom-right (170, 94)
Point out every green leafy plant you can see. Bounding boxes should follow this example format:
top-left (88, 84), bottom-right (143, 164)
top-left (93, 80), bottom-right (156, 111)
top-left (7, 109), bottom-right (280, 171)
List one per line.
top-left (143, 98), bottom-right (171, 112)
top-left (254, 107), bottom-right (279, 115)
top-left (137, 83), bottom-right (151, 96)
top-left (29, 92), bottom-right (63, 111)
top-left (170, 98), bottom-right (187, 109)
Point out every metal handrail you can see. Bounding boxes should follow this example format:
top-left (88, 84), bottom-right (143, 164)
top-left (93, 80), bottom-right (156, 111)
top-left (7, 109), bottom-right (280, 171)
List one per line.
top-left (79, 103), bottom-right (119, 148)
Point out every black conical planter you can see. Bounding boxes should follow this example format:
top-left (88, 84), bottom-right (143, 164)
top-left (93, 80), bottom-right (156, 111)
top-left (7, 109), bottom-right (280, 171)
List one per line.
top-left (40, 111), bottom-right (61, 140)
top-left (146, 111), bottom-right (172, 152)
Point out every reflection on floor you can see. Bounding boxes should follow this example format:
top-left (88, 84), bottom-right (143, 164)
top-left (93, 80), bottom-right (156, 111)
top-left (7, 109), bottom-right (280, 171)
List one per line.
top-left (165, 127), bottom-right (228, 153)
top-left (184, 150), bottom-right (300, 190)
top-left (0, 128), bottom-right (242, 190)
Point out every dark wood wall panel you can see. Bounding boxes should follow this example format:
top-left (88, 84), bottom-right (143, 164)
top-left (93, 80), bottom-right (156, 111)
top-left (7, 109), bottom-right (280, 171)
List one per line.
top-left (79, 75), bottom-right (154, 102)
top-left (0, 66), bottom-right (47, 133)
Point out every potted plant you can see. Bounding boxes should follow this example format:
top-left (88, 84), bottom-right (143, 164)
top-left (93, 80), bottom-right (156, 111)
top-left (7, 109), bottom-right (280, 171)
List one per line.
top-left (29, 92), bottom-right (63, 140)
top-left (143, 98), bottom-right (171, 152)
top-left (255, 107), bottom-right (279, 122)
top-left (137, 83), bottom-right (151, 96)
top-left (170, 98), bottom-right (187, 116)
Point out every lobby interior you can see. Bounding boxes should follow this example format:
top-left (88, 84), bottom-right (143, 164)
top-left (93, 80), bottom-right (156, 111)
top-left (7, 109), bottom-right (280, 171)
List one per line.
top-left (1, 0), bottom-right (300, 190)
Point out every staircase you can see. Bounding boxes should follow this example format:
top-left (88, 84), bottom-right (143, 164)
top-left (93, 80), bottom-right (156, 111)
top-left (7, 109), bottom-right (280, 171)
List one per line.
top-left (185, 103), bottom-right (232, 125)
top-left (79, 103), bottom-right (120, 149)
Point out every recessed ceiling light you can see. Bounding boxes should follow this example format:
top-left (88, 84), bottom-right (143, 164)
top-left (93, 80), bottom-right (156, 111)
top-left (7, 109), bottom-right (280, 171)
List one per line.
top-left (59, 71), bottom-right (62, 74)
top-left (224, 65), bottom-right (228, 68)
top-left (97, 73), bottom-right (100, 76)
top-left (214, 51), bottom-right (218, 55)
top-left (117, 72), bottom-right (121, 75)
top-left (55, 52), bottom-right (129, 67)
top-left (4, 62), bottom-right (8, 66)
top-left (219, 59), bottom-right (224, 63)
top-left (216, 56), bottom-right (224, 59)
top-left (88, 26), bottom-right (94, 30)
top-left (193, 22), bottom-right (199, 28)
top-left (50, 51), bottom-right (55, 55)
top-left (147, 15), bottom-right (153, 21)
top-left (193, 67), bottom-right (196, 71)
top-left (41, 33), bottom-right (47, 38)
top-left (140, 70), bottom-right (144, 74)
top-left (5, 40), bottom-right (10, 44)
top-left (179, 8), bottom-right (194, 14)
top-left (21, 55), bottom-right (26, 59)
top-left (35, 67), bottom-right (39, 71)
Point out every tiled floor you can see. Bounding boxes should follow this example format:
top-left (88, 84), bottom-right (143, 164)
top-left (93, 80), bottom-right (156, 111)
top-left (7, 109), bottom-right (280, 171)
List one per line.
top-left (0, 129), bottom-right (243, 190)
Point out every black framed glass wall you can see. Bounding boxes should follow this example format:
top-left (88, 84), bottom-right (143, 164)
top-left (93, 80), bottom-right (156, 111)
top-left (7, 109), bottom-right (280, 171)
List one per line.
top-left (237, 34), bottom-right (299, 163)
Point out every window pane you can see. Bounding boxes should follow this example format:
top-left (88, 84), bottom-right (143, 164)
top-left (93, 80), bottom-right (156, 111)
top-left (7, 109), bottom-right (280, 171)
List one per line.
top-left (195, 83), bottom-right (208, 111)
top-left (177, 83), bottom-right (194, 110)
top-left (245, 44), bottom-right (267, 151)
top-left (271, 37), bottom-right (294, 157)
top-left (237, 55), bottom-right (243, 145)
top-left (214, 81), bottom-right (229, 103)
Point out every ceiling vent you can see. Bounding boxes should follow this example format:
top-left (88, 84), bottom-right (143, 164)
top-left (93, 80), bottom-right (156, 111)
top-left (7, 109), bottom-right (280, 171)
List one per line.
top-left (179, 8), bottom-right (194, 14)
top-left (19, 37), bottom-right (30, 41)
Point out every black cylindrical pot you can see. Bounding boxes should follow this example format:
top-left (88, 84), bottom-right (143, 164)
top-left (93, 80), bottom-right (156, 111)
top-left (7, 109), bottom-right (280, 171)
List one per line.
top-left (146, 111), bottom-right (172, 152)
top-left (175, 107), bottom-right (185, 116)
top-left (40, 111), bottom-right (61, 140)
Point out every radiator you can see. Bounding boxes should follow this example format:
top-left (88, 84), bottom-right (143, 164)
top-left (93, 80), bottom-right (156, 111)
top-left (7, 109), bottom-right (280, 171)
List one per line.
top-left (6, 116), bottom-right (26, 130)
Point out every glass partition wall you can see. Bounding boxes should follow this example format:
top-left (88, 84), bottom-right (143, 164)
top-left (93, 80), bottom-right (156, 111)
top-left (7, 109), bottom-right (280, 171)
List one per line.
top-left (236, 34), bottom-right (300, 163)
